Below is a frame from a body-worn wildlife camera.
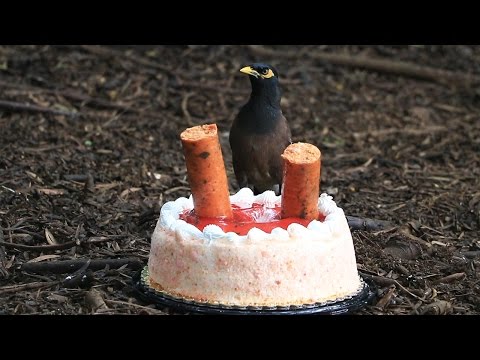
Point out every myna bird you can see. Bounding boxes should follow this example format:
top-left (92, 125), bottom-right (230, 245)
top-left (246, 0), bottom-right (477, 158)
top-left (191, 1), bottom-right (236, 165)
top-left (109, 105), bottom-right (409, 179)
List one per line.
top-left (229, 63), bottom-right (292, 195)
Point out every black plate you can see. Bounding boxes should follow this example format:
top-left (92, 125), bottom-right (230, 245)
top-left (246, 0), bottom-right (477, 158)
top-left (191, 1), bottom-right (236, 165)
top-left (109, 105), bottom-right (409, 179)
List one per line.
top-left (133, 267), bottom-right (373, 315)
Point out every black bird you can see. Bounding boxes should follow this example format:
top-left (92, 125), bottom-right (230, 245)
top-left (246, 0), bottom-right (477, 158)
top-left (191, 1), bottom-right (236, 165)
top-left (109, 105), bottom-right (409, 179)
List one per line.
top-left (229, 63), bottom-right (292, 195)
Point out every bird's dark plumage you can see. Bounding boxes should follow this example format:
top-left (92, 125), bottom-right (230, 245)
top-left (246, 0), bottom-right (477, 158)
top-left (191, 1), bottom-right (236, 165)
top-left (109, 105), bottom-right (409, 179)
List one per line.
top-left (229, 63), bottom-right (292, 195)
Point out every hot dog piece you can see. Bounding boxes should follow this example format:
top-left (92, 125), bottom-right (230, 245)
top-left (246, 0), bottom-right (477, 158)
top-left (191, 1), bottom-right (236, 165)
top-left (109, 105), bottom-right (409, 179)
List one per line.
top-left (180, 124), bottom-right (233, 218)
top-left (280, 142), bottom-right (321, 220)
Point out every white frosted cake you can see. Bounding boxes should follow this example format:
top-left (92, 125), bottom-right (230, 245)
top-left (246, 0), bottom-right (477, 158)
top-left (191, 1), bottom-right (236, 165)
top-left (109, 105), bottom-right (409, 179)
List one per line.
top-left (147, 188), bottom-right (362, 307)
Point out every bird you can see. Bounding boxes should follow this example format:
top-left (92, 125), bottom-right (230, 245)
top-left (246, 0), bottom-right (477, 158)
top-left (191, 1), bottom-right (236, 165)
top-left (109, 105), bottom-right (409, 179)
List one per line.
top-left (229, 63), bottom-right (292, 195)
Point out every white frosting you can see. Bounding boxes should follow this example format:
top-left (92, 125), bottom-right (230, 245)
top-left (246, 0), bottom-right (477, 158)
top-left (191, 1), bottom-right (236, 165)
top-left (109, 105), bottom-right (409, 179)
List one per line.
top-left (159, 188), bottom-right (347, 244)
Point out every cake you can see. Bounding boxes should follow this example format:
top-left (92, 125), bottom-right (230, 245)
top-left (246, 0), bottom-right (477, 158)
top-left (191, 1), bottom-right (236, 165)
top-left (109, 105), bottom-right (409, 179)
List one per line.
top-left (145, 123), bottom-right (363, 308)
top-left (147, 188), bottom-right (362, 307)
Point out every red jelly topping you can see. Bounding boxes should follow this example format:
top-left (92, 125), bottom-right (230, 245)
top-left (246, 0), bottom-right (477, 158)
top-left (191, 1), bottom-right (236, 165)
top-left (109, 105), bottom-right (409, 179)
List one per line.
top-left (180, 203), bottom-right (326, 236)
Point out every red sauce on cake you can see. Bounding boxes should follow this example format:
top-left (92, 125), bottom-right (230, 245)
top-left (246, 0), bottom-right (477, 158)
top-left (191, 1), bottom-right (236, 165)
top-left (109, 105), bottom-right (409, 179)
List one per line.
top-left (180, 203), bottom-right (326, 236)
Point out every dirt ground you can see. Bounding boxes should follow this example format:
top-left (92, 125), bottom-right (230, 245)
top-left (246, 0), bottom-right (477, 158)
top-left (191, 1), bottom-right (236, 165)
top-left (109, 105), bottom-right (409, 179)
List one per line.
top-left (0, 45), bottom-right (479, 315)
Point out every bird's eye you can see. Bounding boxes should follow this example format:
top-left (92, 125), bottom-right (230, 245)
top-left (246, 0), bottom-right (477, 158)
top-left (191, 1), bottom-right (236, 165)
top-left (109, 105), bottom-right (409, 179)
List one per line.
top-left (261, 68), bottom-right (269, 75)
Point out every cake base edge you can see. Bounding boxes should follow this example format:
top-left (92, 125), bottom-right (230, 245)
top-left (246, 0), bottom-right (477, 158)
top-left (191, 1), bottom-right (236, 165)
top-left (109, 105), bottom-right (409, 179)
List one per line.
top-left (133, 266), bottom-right (373, 315)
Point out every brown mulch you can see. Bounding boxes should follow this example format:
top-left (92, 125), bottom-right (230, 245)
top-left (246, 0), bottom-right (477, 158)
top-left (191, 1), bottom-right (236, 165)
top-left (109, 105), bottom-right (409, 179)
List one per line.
top-left (0, 45), bottom-right (479, 315)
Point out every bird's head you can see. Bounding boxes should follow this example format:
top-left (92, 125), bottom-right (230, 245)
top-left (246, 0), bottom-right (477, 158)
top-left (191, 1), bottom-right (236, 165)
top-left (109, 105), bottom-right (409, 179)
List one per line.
top-left (239, 63), bottom-right (281, 101)
top-left (239, 63), bottom-right (279, 82)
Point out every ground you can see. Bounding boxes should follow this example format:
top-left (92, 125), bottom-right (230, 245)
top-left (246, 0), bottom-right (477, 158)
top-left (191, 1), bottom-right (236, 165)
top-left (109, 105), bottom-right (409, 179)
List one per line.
top-left (0, 45), bottom-right (479, 315)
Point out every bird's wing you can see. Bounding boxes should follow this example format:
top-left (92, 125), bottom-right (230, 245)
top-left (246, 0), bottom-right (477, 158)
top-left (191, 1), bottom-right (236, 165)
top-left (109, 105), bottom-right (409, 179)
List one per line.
top-left (269, 113), bottom-right (292, 186)
top-left (229, 122), bottom-right (249, 189)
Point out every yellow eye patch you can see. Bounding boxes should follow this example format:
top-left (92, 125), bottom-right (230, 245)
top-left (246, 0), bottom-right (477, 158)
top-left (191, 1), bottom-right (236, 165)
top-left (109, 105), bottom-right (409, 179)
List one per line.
top-left (261, 69), bottom-right (274, 79)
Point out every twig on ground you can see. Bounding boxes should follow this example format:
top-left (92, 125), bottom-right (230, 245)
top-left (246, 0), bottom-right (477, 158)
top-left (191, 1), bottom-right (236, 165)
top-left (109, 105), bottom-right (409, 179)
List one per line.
top-left (462, 251), bottom-right (480, 259)
top-left (360, 272), bottom-right (427, 302)
top-left (181, 92), bottom-right (195, 126)
top-left (0, 80), bottom-right (159, 118)
top-left (0, 225), bottom-right (9, 278)
top-left (0, 240), bottom-right (77, 251)
top-left (0, 280), bottom-right (59, 295)
top-left (432, 272), bottom-right (466, 284)
top-left (346, 216), bottom-right (394, 231)
top-left (164, 186), bottom-right (190, 195)
top-left (21, 257), bottom-right (143, 274)
top-left (0, 236), bottom-right (115, 252)
top-left (0, 99), bottom-right (78, 117)
top-left (104, 299), bottom-right (166, 315)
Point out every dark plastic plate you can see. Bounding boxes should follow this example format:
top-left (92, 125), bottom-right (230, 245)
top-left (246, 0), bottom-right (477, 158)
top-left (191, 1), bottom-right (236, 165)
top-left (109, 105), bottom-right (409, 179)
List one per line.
top-left (133, 267), bottom-right (373, 315)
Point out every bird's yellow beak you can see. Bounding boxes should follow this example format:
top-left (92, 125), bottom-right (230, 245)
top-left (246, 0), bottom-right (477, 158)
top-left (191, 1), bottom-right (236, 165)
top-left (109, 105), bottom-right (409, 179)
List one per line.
top-left (240, 66), bottom-right (260, 78)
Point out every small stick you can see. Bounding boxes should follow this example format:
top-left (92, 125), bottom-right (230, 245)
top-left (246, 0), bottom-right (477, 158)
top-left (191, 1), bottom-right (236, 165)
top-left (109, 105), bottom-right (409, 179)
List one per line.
top-left (461, 251), bottom-right (480, 259)
top-left (181, 92), bottom-right (195, 126)
top-left (0, 240), bottom-right (77, 251)
top-left (0, 280), bottom-right (59, 295)
top-left (180, 124), bottom-right (232, 218)
top-left (432, 272), bottom-right (466, 285)
top-left (0, 225), bottom-right (9, 278)
top-left (0, 99), bottom-right (78, 117)
top-left (0, 235), bottom-right (114, 252)
top-left (104, 299), bottom-right (166, 315)
top-left (281, 142), bottom-right (321, 220)
top-left (21, 257), bottom-right (143, 274)
top-left (0, 80), bottom-right (159, 119)
top-left (64, 174), bottom-right (89, 181)
top-left (164, 186), bottom-right (190, 195)
top-left (346, 216), bottom-right (394, 231)
top-left (360, 272), bottom-right (426, 302)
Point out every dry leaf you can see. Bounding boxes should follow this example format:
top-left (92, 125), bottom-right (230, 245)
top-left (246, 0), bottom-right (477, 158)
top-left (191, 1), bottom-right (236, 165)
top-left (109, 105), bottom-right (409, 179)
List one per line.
top-left (120, 187), bottom-right (142, 198)
top-left (27, 254), bottom-right (61, 263)
top-left (25, 171), bottom-right (44, 184)
top-left (94, 182), bottom-right (121, 191)
top-left (45, 228), bottom-right (58, 245)
top-left (47, 294), bottom-right (68, 304)
top-left (384, 238), bottom-right (422, 260)
top-left (112, 241), bottom-right (121, 252)
top-left (37, 188), bottom-right (65, 196)
top-left (419, 300), bottom-right (453, 315)
top-left (5, 255), bottom-right (15, 269)
top-left (85, 289), bottom-right (108, 311)
top-left (424, 288), bottom-right (438, 300)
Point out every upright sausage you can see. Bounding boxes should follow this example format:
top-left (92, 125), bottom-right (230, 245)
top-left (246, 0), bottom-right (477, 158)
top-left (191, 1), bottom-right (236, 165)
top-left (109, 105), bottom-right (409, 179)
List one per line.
top-left (280, 142), bottom-right (321, 220)
top-left (180, 124), bottom-right (232, 218)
